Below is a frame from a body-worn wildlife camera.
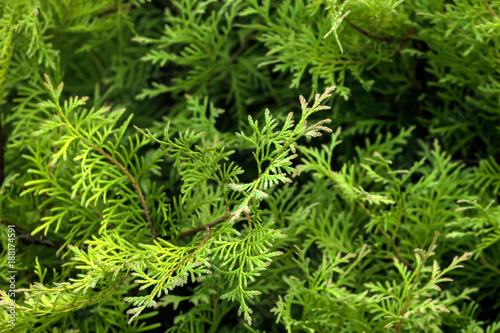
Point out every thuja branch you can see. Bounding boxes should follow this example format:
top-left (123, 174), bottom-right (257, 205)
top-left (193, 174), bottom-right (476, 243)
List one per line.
top-left (41, 75), bottom-right (156, 239)
top-left (73, 133), bottom-right (156, 240)
top-left (128, 227), bottom-right (212, 324)
top-left (395, 231), bottom-right (440, 333)
top-left (228, 87), bottom-right (335, 223)
top-left (8, 277), bottom-right (128, 333)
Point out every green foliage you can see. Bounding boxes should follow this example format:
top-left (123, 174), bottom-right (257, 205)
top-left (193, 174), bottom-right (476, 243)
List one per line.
top-left (1, 0), bottom-right (500, 332)
top-left (271, 235), bottom-right (476, 332)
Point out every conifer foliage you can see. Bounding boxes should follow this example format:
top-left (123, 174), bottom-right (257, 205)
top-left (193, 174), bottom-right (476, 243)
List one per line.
top-left (1, 0), bottom-right (500, 332)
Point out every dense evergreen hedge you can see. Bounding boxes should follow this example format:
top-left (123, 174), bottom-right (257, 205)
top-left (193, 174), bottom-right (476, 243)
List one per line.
top-left (1, 1), bottom-right (499, 332)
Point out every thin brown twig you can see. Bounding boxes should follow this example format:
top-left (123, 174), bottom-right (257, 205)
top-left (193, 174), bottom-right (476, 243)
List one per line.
top-left (170, 226), bottom-right (211, 277)
top-left (346, 18), bottom-right (417, 60)
top-left (1, 220), bottom-right (29, 234)
top-left (169, 199), bottom-right (231, 243)
top-left (173, 210), bottom-right (231, 242)
top-left (17, 234), bottom-right (63, 249)
top-left (380, 226), bottom-right (413, 270)
top-left (484, 2), bottom-right (498, 18)
top-left (357, 201), bottom-right (413, 269)
top-left (345, 18), bottom-right (394, 43)
top-left (356, 198), bottom-right (414, 269)
top-left (209, 293), bottom-right (218, 333)
top-left (230, 18), bottom-right (263, 65)
top-left (480, 254), bottom-right (500, 275)
top-left (244, 210), bottom-right (252, 243)
top-left (1, 219), bottom-right (63, 250)
top-left (356, 201), bottom-right (372, 218)
top-left (96, 147), bottom-right (156, 240)
top-left (386, 29), bottom-right (417, 59)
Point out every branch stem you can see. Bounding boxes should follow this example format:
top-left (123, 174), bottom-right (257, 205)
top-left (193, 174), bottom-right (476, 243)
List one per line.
top-left (395, 231), bottom-right (439, 333)
top-left (484, 2), bottom-right (498, 18)
top-left (95, 146), bottom-right (156, 239)
top-left (356, 201), bottom-right (413, 269)
top-left (230, 18), bottom-right (263, 64)
top-left (345, 19), bottom-right (394, 43)
top-left (380, 226), bottom-right (413, 269)
top-left (174, 210), bottom-right (230, 242)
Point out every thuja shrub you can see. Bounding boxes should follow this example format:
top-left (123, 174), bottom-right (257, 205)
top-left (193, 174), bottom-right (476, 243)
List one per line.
top-left (0, 0), bottom-right (499, 332)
